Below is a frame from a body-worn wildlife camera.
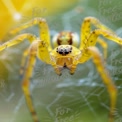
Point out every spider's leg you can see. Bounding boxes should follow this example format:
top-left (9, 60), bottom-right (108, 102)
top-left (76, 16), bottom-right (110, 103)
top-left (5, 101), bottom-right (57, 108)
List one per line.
top-left (87, 46), bottom-right (117, 122)
top-left (0, 33), bottom-right (36, 51)
top-left (86, 29), bottom-right (122, 46)
top-left (37, 40), bottom-right (59, 75)
top-left (10, 17), bottom-right (52, 51)
top-left (79, 29), bottom-right (122, 63)
top-left (80, 17), bottom-right (114, 50)
top-left (20, 49), bottom-right (29, 78)
top-left (97, 38), bottom-right (108, 60)
top-left (22, 41), bottom-right (39, 122)
top-left (69, 65), bottom-right (77, 75)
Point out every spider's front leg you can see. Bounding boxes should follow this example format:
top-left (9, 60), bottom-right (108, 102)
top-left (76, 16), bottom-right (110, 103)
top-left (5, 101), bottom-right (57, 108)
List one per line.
top-left (89, 29), bottom-right (122, 45)
top-left (0, 33), bottom-right (37, 78)
top-left (83, 47), bottom-right (117, 122)
top-left (37, 40), bottom-right (62, 77)
top-left (79, 17), bottom-right (117, 60)
top-left (79, 29), bottom-right (122, 63)
top-left (0, 33), bottom-right (36, 51)
top-left (80, 17), bottom-right (114, 50)
top-left (10, 17), bottom-right (52, 51)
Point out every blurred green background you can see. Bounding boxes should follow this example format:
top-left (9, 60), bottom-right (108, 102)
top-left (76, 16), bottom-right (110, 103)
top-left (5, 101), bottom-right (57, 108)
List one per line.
top-left (0, 0), bottom-right (122, 122)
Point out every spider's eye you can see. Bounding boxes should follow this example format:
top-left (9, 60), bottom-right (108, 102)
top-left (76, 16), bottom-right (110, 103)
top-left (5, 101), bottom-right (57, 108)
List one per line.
top-left (56, 45), bottom-right (72, 55)
top-left (52, 32), bottom-right (79, 48)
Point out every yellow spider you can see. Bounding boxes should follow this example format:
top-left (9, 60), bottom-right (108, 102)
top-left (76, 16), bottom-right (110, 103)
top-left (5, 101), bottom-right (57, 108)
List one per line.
top-left (0, 17), bottom-right (122, 122)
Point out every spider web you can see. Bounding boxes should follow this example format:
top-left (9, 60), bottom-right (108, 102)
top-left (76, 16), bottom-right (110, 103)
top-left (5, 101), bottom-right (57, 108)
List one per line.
top-left (0, 0), bottom-right (122, 122)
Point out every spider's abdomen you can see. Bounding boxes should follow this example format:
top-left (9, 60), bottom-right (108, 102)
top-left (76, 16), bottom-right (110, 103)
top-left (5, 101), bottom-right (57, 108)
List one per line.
top-left (52, 31), bottom-right (79, 48)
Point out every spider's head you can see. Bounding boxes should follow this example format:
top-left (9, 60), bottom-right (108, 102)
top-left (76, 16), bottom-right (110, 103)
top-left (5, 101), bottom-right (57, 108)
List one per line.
top-left (52, 31), bottom-right (79, 48)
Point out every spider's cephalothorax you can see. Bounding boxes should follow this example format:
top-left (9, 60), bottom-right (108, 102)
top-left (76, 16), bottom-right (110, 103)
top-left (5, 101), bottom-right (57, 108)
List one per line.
top-left (50, 44), bottom-right (81, 73)
top-left (51, 31), bottom-right (80, 72)
top-left (52, 31), bottom-right (79, 48)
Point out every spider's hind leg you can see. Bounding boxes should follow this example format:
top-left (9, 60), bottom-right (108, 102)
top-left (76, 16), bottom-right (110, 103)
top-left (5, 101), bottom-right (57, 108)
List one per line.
top-left (22, 41), bottom-right (40, 122)
top-left (87, 46), bottom-right (117, 122)
top-left (19, 48), bottom-right (29, 78)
